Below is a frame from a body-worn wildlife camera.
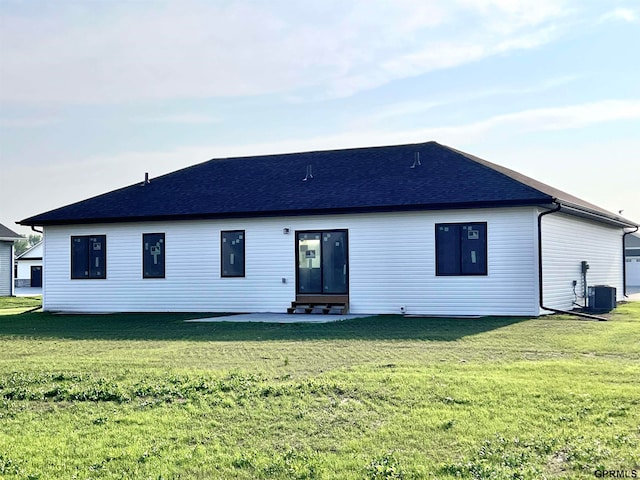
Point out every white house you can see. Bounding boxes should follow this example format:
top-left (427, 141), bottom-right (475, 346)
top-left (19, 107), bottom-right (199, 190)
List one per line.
top-left (0, 223), bottom-right (22, 296)
top-left (15, 241), bottom-right (43, 288)
top-left (625, 234), bottom-right (640, 288)
top-left (18, 141), bottom-right (638, 316)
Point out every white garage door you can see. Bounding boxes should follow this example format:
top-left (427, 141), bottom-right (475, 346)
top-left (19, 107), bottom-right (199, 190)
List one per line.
top-left (626, 258), bottom-right (640, 287)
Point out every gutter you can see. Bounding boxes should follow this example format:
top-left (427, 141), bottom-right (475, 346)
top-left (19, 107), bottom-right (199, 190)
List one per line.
top-left (538, 202), bottom-right (607, 321)
top-left (549, 200), bottom-right (636, 229)
top-left (623, 226), bottom-right (639, 297)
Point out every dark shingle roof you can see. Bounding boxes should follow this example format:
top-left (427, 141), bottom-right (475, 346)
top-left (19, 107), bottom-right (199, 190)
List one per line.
top-left (0, 222), bottom-right (22, 239)
top-left (19, 141), bottom-right (636, 227)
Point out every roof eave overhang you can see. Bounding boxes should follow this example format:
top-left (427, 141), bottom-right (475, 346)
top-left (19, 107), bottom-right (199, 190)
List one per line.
top-left (555, 200), bottom-right (638, 229)
top-left (18, 199), bottom-right (551, 227)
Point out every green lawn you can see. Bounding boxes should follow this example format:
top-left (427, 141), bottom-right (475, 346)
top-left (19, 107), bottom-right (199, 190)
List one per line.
top-left (0, 295), bottom-right (41, 315)
top-left (0, 298), bottom-right (638, 479)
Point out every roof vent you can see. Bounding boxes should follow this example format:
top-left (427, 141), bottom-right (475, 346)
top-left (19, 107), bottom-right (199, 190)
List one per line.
top-left (410, 152), bottom-right (421, 168)
top-left (302, 164), bottom-right (313, 181)
top-left (142, 172), bottom-right (150, 186)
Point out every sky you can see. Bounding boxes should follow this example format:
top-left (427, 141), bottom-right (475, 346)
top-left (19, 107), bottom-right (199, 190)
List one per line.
top-left (1, 0), bottom-right (639, 236)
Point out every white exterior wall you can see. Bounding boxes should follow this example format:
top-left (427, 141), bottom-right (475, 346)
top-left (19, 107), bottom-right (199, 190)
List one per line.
top-left (17, 259), bottom-right (42, 281)
top-left (540, 211), bottom-right (624, 312)
top-left (16, 242), bottom-right (43, 282)
top-left (42, 207), bottom-right (540, 315)
top-left (0, 241), bottom-right (13, 296)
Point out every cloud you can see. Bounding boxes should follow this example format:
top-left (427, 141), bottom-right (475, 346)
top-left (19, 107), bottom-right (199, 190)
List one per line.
top-left (475, 99), bottom-right (640, 133)
top-left (0, 116), bottom-right (60, 128)
top-left (357, 76), bottom-right (580, 125)
top-left (133, 113), bottom-right (221, 124)
top-left (0, 0), bottom-right (574, 105)
top-left (599, 7), bottom-right (638, 23)
top-left (366, 99), bottom-right (640, 146)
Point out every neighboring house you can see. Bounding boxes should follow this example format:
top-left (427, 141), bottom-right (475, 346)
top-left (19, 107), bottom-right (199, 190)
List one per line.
top-left (625, 233), bottom-right (640, 288)
top-left (0, 223), bottom-right (22, 296)
top-left (15, 241), bottom-right (43, 288)
top-left (18, 141), bottom-right (638, 315)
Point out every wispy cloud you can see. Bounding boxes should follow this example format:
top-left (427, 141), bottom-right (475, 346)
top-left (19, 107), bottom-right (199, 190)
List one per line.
top-left (57, 99), bottom-right (640, 166)
top-left (599, 7), bottom-right (638, 23)
top-left (0, 0), bottom-right (576, 105)
top-left (381, 99), bottom-right (640, 145)
top-left (358, 76), bottom-right (580, 125)
top-left (474, 99), bottom-right (640, 133)
top-left (134, 113), bottom-right (221, 124)
top-left (0, 116), bottom-right (60, 128)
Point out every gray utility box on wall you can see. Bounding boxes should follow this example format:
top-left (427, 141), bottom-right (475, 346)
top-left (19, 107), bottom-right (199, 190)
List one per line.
top-left (587, 285), bottom-right (617, 313)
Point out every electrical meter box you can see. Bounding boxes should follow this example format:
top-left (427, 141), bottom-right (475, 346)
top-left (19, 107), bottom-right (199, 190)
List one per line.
top-left (587, 285), bottom-right (616, 313)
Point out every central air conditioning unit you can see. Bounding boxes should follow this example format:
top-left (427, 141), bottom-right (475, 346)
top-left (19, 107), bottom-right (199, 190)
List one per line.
top-left (587, 285), bottom-right (616, 313)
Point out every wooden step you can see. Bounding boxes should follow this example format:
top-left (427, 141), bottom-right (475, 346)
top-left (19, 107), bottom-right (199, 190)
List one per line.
top-left (287, 301), bottom-right (348, 315)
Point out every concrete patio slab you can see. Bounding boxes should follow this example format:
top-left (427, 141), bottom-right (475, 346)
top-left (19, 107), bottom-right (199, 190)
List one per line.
top-left (185, 313), bottom-right (372, 323)
top-left (625, 287), bottom-right (640, 301)
top-left (14, 287), bottom-right (42, 296)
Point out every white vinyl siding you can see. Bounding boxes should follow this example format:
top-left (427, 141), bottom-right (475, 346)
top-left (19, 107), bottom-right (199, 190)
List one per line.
top-left (0, 241), bottom-right (13, 296)
top-left (539, 211), bottom-right (624, 312)
top-left (42, 207), bottom-right (539, 315)
top-left (17, 259), bottom-right (42, 281)
top-left (347, 208), bottom-right (537, 316)
top-left (16, 242), bottom-right (43, 281)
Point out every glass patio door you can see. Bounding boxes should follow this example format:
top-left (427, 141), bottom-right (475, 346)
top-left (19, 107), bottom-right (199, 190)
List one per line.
top-left (296, 230), bottom-right (348, 295)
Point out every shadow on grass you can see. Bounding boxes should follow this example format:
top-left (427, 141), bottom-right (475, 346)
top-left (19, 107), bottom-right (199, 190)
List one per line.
top-left (0, 311), bottom-right (532, 342)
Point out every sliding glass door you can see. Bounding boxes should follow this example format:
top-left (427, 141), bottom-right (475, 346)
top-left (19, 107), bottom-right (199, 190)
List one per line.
top-left (296, 230), bottom-right (348, 295)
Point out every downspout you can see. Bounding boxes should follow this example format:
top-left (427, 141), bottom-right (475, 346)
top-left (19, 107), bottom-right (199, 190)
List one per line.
top-left (538, 202), bottom-right (607, 321)
top-left (623, 226), bottom-right (639, 297)
top-left (31, 226), bottom-right (44, 234)
top-left (10, 241), bottom-right (15, 297)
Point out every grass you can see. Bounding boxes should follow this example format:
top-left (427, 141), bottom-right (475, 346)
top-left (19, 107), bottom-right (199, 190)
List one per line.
top-left (0, 297), bottom-right (638, 479)
top-left (0, 296), bottom-right (41, 315)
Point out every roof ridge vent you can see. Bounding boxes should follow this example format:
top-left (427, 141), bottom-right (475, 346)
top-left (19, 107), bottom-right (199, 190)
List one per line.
top-left (302, 164), bottom-right (313, 181)
top-left (411, 152), bottom-right (421, 168)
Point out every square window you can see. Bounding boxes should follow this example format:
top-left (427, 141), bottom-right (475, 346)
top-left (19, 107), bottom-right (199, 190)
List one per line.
top-left (71, 235), bottom-right (106, 279)
top-left (436, 223), bottom-right (487, 276)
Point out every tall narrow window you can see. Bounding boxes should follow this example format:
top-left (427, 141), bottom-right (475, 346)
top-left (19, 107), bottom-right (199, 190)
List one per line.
top-left (71, 235), bottom-right (106, 279)
top-left (221, 230), bottom-right (245, 277)
top-left (143, 233), bottom-right (165, 278)
top-left (436, 223), bottom-right (487, 276)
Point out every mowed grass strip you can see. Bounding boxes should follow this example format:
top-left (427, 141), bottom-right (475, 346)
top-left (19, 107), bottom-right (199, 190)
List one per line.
top-left (0, 296), bottom-right (41, 315)
top-left (0, 300), bottom-right (638, 479)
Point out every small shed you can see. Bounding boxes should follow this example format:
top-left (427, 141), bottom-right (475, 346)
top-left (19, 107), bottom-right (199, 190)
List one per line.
top-left (15, 241), bottom-right (43, 288)
top-left (0, 223), bottom-right (22, 296)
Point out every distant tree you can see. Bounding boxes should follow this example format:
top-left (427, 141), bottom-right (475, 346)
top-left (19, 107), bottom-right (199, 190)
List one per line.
top-left (13, 234), bottom-right (41, 257)
top-left (14, 239), bottom-right (28, 256)
top-left (28, 234), bottom-right (41, 246)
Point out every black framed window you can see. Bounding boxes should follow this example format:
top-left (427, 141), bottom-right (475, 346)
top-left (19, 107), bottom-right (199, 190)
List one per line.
top-left (143, 233), bottom-right (165, 278)
top-left (221, 230), bottom-right (245, 277)
top-left (436, 223), bottom-right (487, 276)
top-left (71, 235), bottom-right (106, 279)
